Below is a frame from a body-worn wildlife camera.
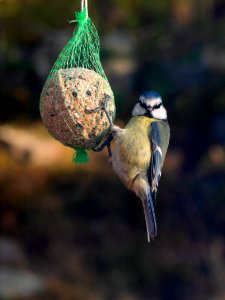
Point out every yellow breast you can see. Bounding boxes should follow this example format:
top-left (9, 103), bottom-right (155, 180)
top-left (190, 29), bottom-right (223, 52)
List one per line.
top-left (116, 116), bottom-right (156, 172)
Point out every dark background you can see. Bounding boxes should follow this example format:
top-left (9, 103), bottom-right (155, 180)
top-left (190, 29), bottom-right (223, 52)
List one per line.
top-left (0, 0), bottom-right (225, 299)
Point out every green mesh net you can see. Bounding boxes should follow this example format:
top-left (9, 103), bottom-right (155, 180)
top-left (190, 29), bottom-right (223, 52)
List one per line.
top-left (40, 5), bottom-right (115, 163)
top-left (49, 7), bottom-right (107, 81)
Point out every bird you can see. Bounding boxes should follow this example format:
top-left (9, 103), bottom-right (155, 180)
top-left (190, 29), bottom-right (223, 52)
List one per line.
top-left (106, 91), bottom-right (170, 242)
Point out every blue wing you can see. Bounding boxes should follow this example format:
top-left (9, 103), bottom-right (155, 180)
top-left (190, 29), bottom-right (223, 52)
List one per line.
top-left (148, 122), bottom-right (164, 203)
top-left (143, 121), bottom-right (169, 241)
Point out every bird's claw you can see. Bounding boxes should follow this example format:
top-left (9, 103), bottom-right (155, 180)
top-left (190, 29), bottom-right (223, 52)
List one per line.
top-left (85, 94), bottom-right (114, 158)
top-left (85, 94), bottom-right (113, 127)
top-left (92, 134), bottom-right (113, 157)
top-left (85, 106), bottom-right (102, 114)
top-left (103, 95), bottom-right (111, 109)
top-left (85, 94), bottom-right (110, 113)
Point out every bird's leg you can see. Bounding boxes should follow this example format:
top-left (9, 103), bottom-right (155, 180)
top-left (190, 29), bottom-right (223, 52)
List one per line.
top-left (85, 94), bottom-right (115, 129)
top-left (92, 134), bottom-right (113, 157)
top-left (105, 134), bottom-right (113, 157)
top-left (85, 94), bottom-right (112, 122)
top-left (85, 94), bottom-right (123, 136)
top-left (86, 95), bottom-right (114, 157)
top-left (102, 96), bottom-right (114, 128)
top-left (101, 96), bottom-right (123, 136)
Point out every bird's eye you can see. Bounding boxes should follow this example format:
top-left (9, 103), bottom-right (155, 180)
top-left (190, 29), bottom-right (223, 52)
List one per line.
top-left (153, 103), bottom-right (162, 110)
top-left (138, 100), bottom-right (147, 109)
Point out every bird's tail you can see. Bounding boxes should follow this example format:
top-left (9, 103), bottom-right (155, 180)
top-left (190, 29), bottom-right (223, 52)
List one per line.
top-left (142, 192), bottom-right (157, 242)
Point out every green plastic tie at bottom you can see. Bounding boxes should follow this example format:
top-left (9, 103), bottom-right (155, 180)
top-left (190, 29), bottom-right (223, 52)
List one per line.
top-left (73, 148), bottom-right (90, 164)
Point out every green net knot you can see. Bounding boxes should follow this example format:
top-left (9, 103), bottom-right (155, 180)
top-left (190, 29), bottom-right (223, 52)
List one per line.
top-left (75, 7), bottom-right (88, 26)
top-left (73, 147), bottom-right (89, 164)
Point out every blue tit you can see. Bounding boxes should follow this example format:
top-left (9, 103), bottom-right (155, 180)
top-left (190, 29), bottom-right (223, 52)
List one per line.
top-left (109, 91), bottom-right (170, 242)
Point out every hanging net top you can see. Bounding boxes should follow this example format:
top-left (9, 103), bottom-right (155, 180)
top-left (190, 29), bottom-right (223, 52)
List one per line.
top-left (48, 7), bottom-right (108, 81)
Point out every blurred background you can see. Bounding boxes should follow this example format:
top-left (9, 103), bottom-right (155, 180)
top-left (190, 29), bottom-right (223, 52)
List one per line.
top-left (0, 0), bottom-right (225, 299)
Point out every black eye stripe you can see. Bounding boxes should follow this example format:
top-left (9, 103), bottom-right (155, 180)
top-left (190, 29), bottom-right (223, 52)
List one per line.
top-left (139, 100), bottom-right (162, 110)
top-left (138, 100), bottom-right (147, 109)
top-left (153, 103), bottom-right (162, 109)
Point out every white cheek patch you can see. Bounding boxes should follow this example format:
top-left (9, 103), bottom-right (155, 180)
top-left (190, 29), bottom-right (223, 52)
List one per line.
top-left (152, 106), bottom-right (167, 120)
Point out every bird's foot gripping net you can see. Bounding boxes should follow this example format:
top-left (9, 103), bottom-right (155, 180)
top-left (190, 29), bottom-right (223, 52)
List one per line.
top-left (86, 94), bottom-right (114, 157)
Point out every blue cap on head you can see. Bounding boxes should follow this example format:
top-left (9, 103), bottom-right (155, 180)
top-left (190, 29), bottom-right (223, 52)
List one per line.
top-left (142, 91), bottom-right (161, 99)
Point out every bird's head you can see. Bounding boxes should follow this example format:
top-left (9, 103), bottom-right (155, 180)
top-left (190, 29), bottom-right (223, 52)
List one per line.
top-left (132, 91), bottom-right (167, 120)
